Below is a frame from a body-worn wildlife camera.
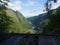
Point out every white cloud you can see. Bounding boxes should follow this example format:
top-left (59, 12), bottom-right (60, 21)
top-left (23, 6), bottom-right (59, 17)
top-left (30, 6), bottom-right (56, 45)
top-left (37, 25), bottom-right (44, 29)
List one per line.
top-left (26, 10), bottom-right (44, 17)
top-left (52, 0), bottom-right (60, 9)
top-left (6, 0), bottom-right (60, 17)
top-left (8, 0), bottom-right (22, 11)
top-left (23, 0), bottom-right (37, 7)
top-left (27, 0), bottom-right (36, 6)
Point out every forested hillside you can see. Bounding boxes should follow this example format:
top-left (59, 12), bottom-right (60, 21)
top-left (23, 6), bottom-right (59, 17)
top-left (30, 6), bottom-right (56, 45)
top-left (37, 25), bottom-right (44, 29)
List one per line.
top-left (27, 6), bottom-right (60, 34)
top-left (0, 6), bottom-right (35, 33)
top-left (5, 9), bottom-right (33, 33)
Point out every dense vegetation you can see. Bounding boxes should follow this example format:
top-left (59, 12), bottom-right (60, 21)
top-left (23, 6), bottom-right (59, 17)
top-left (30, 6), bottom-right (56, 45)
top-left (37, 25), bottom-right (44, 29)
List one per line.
top-left (0, 8), bottom-right (36, 33)
top-left (27, 6), bottom-right (60, 34)
top-left (0, 0), bottom-right (59, 34)
top-left (27, 13), bottom-right (48, 33)
top-left (43, 6), bottom-right (60, 34)
top-left (0, 0), bottom-right (60, 44)
top-left (0, 0), bottom-right (13, 33)
top-left (5, 9), bottom-right (32, 33)
top-left (0, 0), bottom-right (36, 33)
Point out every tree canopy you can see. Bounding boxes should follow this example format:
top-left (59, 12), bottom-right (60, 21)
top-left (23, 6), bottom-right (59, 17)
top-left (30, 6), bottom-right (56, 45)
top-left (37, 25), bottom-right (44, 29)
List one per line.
top-left (0, 0), bottom-right (13, 33)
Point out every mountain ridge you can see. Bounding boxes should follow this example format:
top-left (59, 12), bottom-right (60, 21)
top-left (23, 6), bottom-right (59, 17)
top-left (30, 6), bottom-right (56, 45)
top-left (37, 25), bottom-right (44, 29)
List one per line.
top-left (27, 6), bottom-right (60, 33)
top-left (3, 8), bottom-right (35, 33)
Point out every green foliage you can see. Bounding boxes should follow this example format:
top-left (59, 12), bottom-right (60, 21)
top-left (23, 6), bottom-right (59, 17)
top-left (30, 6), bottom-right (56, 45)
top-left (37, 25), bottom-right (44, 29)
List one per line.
top-left (0, 4), bottom-right (13, 33)
top-left (27, 13), bottom-right (48, 33)
top-left (0, 0), bottom-right (9, 6)
top-left (0, 0), bottom-right (36, 33)
top-left (45, 0), bottom-right (57, 18)
top-left (28, 6), bottom-right (60, 34)
top-left (42, 0), bottom-right (58, 34)
top-left (0, 0), bottom-right (14, 33)
top-left (42, 7), bottom-right (60, 34)
top-left (4, 9), bottom-right (36, 33)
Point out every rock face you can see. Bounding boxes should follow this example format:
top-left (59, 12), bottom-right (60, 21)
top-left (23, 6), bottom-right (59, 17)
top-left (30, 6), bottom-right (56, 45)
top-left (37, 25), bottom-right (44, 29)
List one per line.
top-left (1, 35), bottom-right (60, 45)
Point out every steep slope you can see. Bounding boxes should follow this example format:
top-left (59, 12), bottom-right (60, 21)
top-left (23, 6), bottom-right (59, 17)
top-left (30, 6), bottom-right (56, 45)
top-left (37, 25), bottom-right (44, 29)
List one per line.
top-left (27, 6), bottom-right (60, 34)
top-left (5, 9), bottom-right (35, 33)
top-left (43, 6), bottom-right (60, 34)
top-left (15, 11), bottom-right (32, 29)
top-left (27, 13), bottom-right (48, 33)
top-left (27, 8), bottom-right (58, 33)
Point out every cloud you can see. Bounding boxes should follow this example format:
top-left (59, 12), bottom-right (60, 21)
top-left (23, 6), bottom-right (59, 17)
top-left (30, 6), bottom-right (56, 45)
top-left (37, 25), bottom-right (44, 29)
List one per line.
top-left (7, 0), bottom-right (60, 17)
top-left (26, 10), bottom-right (44, 17)
top-left (52, 0), bottom-right (60, 9)
top-left (27, 0), bottom-right (36, 6)
top-left (23, 0), bottom-right (37, 7)
top-left (8, 0), bottom-right (22, 11)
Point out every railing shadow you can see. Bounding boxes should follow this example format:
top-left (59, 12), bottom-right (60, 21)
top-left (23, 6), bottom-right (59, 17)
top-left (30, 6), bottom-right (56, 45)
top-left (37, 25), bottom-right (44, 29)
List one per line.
top-left (0, 33), bottom-right (60, 45)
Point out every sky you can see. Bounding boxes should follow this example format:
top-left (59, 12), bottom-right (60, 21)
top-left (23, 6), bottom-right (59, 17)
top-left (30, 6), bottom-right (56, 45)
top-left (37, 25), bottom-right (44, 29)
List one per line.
top-left (7, 0), bottom-right (60, 17)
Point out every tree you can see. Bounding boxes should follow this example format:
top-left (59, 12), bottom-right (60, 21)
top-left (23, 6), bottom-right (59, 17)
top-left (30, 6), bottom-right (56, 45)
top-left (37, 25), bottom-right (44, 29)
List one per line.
top-left (42, 0), bottom-right (57, 34)
top-left (0, 0), bottom-right (13, 33)
top-left (45, 0), bottom-right (57, 18)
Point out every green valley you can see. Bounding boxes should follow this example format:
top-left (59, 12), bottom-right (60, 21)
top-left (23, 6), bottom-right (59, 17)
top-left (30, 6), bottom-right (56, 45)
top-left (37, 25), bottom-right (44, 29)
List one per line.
top-left (27, 6), bottom-right (60, 34)
top-left (0, 7), bottom-right (36, 33)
